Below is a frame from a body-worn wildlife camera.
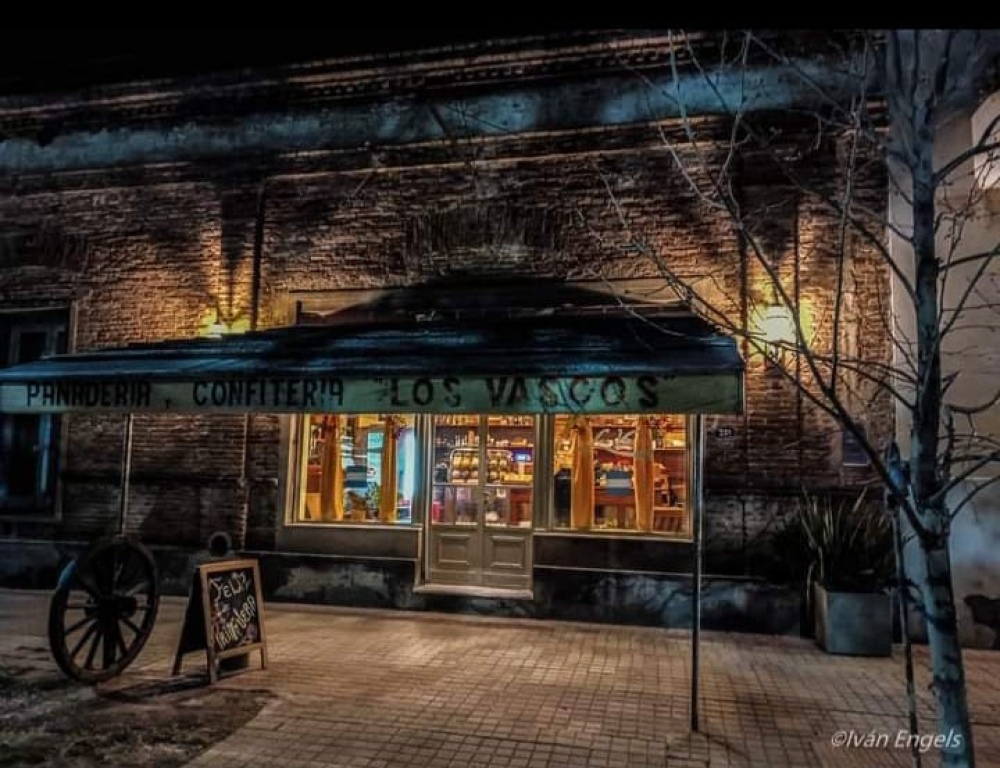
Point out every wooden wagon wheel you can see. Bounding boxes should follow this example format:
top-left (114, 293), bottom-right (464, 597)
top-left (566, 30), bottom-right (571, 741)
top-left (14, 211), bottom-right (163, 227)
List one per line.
top-left (47, 536), bottom-right (160, 683)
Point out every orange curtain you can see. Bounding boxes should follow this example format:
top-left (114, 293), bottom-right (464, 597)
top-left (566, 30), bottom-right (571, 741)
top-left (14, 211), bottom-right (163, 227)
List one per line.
top-left (379, 417), bottom-right (399, 524)
top-left (319, 415), bottom-right (344, 522)
top-left (570, 416), bottom-right (594, 529)
top-left (634, 417), bottom-right (654, 532)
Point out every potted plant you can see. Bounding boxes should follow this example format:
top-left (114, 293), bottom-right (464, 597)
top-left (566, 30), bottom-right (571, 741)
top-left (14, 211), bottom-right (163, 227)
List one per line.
top-left (798, 489), bottom-right (895, 656)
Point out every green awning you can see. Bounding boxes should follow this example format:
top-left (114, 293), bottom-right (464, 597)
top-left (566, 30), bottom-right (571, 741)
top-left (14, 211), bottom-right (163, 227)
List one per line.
top-left (0, 289), bottom-right (744, 416)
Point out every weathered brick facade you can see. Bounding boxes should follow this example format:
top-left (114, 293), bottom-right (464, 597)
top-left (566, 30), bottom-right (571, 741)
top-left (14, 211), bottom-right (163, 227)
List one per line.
top-left (0, 32), bottom-right (892, 580)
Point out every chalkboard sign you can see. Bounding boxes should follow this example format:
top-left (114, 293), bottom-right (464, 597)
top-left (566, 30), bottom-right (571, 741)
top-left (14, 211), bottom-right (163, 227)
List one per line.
top-left (172, 559), bottom-right (268, 683)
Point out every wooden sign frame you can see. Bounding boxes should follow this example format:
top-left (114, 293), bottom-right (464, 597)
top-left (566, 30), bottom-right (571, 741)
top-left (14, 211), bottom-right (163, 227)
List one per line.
top-left (172, 558), bottom-right (268, 683)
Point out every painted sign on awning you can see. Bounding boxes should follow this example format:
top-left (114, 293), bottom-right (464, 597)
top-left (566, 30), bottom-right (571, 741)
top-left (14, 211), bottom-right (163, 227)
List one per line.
top-left (0, 373), bottom-right (742, 415)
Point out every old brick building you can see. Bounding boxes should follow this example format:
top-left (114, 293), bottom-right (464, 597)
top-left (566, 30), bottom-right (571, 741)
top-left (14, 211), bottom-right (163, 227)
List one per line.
top-left (0, 30), bottom-right (891, 632)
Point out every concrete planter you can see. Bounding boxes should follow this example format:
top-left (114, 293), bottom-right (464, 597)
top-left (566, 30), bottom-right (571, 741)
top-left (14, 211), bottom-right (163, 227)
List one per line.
top-left (813, 583), bottom-right (892, 656)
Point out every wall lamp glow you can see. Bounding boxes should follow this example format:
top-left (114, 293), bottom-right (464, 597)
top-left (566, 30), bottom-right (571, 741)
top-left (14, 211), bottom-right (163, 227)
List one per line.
top-left (200, 309), bottom-right (250, 340)
top-left (205, 321), bottom-right (229, 340)
top-left (757, 304), bottom-right (797, 365)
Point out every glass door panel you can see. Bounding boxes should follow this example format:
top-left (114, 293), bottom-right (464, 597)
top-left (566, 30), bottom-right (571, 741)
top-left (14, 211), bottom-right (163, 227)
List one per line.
top-left (484, 416), bottom-right (534, 529)
top-left (430, 415), bottom-right (482, 526)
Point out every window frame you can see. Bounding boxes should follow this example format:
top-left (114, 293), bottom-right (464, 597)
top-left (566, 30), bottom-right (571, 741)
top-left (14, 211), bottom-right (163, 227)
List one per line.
top-left (281, 411), bottom-right (696, 541)
top-left (542, 413), bottom-right (696, 542)
top-left (284, 412), bottom-right (421, 528)
top-left (0, 304), bottom-right (74, 521)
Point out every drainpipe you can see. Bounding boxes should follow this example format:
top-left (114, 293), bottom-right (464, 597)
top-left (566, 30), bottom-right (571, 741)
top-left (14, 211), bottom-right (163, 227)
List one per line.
top-left (237, 180), bottom-right (267, 549)
top-left (690, 414), bottom-right (705, 732)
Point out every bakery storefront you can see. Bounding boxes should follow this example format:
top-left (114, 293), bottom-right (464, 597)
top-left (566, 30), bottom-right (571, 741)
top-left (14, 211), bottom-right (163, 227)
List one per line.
top-left (0, 284), bottom-right (744, 617)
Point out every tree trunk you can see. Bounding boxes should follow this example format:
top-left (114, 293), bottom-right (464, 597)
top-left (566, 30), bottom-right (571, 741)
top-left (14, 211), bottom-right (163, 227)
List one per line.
top-left (920, 540), bottom-right (975, 767)
top-left (892, 510), bottom-right (922, 768)
top-left (897, 41), bottom-right (977, 763)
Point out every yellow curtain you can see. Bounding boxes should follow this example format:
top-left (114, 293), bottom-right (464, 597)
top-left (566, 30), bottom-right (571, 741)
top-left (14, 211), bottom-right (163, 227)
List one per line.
top-left (570, 416), bottom-right (594, 529)
top-left (379, 417), bottom-right (399, 524)
top-left (634, 417), bottom-right (654, 532)
top-left (319, 415), bottom-right (344, 522)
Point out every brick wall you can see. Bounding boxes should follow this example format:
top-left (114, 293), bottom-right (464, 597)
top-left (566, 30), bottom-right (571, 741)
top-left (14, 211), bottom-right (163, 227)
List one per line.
top-left (0, 126), bottom-right (891, 556)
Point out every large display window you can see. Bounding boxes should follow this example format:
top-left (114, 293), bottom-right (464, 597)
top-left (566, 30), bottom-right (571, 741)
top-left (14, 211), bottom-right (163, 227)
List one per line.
top-left (552, 414), bottom-right (689, 536)
top-left (295, 413), bottom-right (416, 524)
top-left (289, 412), bottom-right (690, 539)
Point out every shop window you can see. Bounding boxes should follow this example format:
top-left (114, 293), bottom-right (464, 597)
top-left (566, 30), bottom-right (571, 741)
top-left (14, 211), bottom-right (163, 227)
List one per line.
top-left (295, 414), bottom-right (415, 524)
top-left (552, 414), bottom-right (689, 537)
top-left (0, 309), bottom-right (68, 513)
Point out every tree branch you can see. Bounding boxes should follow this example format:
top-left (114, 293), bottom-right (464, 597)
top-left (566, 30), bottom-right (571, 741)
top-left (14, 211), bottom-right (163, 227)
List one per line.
top-left (948, 472), bottom-right (1000, 520)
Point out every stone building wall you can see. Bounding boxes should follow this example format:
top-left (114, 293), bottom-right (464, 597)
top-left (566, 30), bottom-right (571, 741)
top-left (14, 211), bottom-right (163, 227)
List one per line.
top-left (0, 33), bottom-right (892, 575)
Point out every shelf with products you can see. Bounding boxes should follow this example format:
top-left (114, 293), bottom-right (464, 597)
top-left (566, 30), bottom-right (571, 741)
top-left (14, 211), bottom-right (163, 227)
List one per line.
top-left (592, 442), bottom-right (685, 487)
top-left (433, 446), bottom-right (531, 485)
top-left (435, 415), bottom-right (483, 428)
top-left (433, 481), bottom-right (533, 488)
top-left (429, 415), bottom-right (536, 528)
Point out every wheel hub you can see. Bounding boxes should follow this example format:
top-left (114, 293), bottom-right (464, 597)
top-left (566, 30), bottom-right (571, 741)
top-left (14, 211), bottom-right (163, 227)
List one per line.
top-left (97, 593), bottom-right (138, 621)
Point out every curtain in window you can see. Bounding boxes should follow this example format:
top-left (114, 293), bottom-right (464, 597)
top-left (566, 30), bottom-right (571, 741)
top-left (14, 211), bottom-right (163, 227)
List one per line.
top-left (379, 416), bottom-right (400, 523)
top-left (633, 416), bottom-right (654, 532)
top-left (570, 416), bottom-right (594, 529)
top-left (319, 415), bottom-right (344, 521)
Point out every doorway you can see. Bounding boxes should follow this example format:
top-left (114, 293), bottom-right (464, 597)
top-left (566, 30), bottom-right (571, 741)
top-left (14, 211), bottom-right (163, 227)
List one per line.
top-left (424, 415), bottom-right (535, 590)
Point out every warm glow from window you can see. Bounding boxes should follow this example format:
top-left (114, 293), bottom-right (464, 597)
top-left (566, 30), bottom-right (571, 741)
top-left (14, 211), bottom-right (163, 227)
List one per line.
top-left (552, 414), bottom-right (689, 537)
top-left (297, 414), bottom-right (415, 524)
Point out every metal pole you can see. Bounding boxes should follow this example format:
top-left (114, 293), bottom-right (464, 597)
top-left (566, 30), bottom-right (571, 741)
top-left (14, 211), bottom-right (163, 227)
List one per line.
top-left (690, 414), bottom-right (705, 732)
top-left (118, 413), bottom-right (135, 537)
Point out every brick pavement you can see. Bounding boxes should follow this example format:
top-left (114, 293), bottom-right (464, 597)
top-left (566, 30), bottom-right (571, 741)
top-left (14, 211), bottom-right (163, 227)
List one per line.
top-left (1, 588), bottom-right (998, 767)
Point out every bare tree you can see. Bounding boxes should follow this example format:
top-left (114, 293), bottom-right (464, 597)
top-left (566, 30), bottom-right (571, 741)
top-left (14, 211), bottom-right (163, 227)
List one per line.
top-left (585, 29), bottom-right (1000, 768)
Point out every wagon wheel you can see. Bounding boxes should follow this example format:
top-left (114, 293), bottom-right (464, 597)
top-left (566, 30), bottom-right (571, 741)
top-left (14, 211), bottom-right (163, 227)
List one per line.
top-left (47, 536), bottom-right (160, 683)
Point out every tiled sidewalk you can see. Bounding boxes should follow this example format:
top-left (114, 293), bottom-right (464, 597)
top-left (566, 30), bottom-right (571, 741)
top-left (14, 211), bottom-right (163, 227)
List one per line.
top-left (1, 588), bottom-right (998, 767)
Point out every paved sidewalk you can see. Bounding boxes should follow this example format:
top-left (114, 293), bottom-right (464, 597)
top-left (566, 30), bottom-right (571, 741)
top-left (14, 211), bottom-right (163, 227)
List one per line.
top-left (1, 588), bottom-right (998, 767)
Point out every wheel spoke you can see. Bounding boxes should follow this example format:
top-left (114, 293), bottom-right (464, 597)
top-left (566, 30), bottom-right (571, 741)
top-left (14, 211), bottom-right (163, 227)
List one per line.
top-left (75, 574), bottom-right (102, 599)
top-left (117, 549), bottom-right (144, 591)
top-left (121, 617), bottom-right (143, 636)
top-left (125, 581), bottom-right (152, 597)
top-left (64, 615), bottom-right (94, 636)
top-left (112, 547), bottom-right (125, 587)
top-left (103, 622), bottom-right (118, 668)
top-left (68, 621), bottom-right (99, 661)
top-left (113, 621), bottom-right (129, 657)
top-left (91, 565), bottom-right (112, 597)
top-left (98, 550), bottom-right (116, 594)
top-left (83, 627), bottom-right (102, 670)
top-left (103, 619), bottom-right (118, 669)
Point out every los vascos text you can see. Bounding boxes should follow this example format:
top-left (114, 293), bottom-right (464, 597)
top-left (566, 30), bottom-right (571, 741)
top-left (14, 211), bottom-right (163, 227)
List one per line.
top-left (22, 375), bottom-right (677, 412)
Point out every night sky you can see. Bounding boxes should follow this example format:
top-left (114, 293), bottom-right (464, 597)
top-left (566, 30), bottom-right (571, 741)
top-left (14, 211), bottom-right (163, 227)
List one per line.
top-left (0, 28), bottom-right (620, 96)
